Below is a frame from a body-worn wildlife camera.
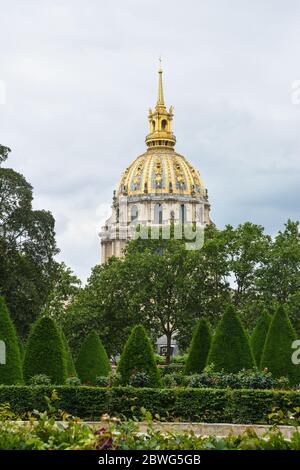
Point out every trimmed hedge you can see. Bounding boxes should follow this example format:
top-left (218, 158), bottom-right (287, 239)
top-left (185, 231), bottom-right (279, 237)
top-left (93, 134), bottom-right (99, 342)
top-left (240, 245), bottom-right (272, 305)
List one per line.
top-left (261, 305), bottom-right (300, 385)
top-left (117, 325), bottom-right (161, 388)
top-left (184, 319), bottom-right (211, 375)
top-left (0, 296), bottom-right (23, 384)
top-left (76, 331), bottom-right (110, 385)
top-left (251, 310), bottom-right (272, 367)
top-left (0, 385), bottom-right (300, 424)
top-left (23, 316), bottom-right (67, 384)
top-left (207, 305), bottom-right (254, 372)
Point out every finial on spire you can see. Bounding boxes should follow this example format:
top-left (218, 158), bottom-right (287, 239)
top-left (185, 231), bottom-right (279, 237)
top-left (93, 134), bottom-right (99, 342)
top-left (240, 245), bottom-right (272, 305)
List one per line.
top-left (157, 57), bottom-right (165, 107)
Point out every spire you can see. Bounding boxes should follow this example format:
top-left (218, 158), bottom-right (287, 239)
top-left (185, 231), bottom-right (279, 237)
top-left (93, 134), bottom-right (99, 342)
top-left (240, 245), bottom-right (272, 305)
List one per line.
top-left (145, 62), bottom-right (176, 149)
top-left (157, 58), bottom-right (165, 108)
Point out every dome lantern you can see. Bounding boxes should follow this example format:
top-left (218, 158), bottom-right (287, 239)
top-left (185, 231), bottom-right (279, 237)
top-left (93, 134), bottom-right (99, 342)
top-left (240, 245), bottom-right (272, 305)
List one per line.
top-left (145, 63), bottom-right (176, 149)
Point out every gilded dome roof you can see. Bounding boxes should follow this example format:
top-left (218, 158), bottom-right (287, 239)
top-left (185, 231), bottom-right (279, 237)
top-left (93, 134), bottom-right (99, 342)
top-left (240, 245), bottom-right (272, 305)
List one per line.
top-left (118, 148), bottom-right (206, 199)
top-left (117, 65), bottom-right (207, 201)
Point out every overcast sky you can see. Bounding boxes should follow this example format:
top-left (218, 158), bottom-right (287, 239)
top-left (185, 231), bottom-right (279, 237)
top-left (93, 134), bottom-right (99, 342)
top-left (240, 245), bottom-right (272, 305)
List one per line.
top-left (1, 0), bottom-right (300, 281)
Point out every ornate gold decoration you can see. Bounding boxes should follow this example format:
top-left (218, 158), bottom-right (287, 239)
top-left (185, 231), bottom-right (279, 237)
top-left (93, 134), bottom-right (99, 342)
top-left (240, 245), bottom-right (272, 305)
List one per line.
top-left (145, 65), bottom-right (176, 149)
top-left (117, 150), bottom-right (205, 198)
top-left (116, 66), bottom-right (207, 199)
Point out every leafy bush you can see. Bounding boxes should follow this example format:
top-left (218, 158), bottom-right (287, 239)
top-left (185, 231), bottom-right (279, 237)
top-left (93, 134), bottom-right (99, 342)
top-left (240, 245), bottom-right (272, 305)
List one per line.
top-left (95, 376), bottom-right (110, 387)
top-left (207, 305), bottom-right (254, 373)
top-left (66, 377), bottom-right (81, 386)
top-left (275, 377), bottom-right (290, 390)
top-left (155, 355), bottom-right (165, 365)
top-left (29, 374), bottom-right (51, 386)
top-left (0, 296), bottom-right (23, 385)
top-left (117, 325), bottom-right (162, 388)
top-left (170, 355), bottom-right (187, 364)
top-left (110, 419), bottom-right (300, 450)
top-left (0, 400), bottom-right (97, 449)
top-left (239, 369), bottom-right (275, 389)
top-left (162, 374), bottom-right (177, 388)
top-left (184, 319), bottom-right (211, 375)
top-left (261, 306), bottom-right (300, 385)
top-left (186, 369), bottom-right (289, 390)
top-left (76, 331), bottom-right (111, 385)
top-left (162, 373), bottom-right (189, 388)
top-left (251, 310), bottom-right (272, 367)
top-left (129, 371), bottom-right (150, 387)
top-left (1, 401), bottom-right (300, 450)
top-left (161, 363), bottom-right (184, 375)
top-left (23, 316), bottom-right (67, 385)
top-left (108, 371), bottom-right (121, 387)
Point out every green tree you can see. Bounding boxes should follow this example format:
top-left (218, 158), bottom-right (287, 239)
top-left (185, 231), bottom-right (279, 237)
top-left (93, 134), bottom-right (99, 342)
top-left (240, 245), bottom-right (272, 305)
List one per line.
top-left (23, 316), bottom-right (67, 384)
top-left (184, 319), bottom-right (211, 375)
top-left (76, 331), bottom-right (110, 385)
top-left (207, 305), bottom-right (254, 372)
top-left (0, 147), bottom-right (59, 339)
top-left (250, 310), bottom-right (272, 367)
top-left (177, 225), bottom-right (231, 350)
top-left (0, 296), bottom-right (23, 384)
top-left (224, 222), bottom-right (271, 308)
top-left (61, 221), bottom-right (300, 361)
top-left (117, 325), bottom-right (161, 387)
top-left (64, 237), bottom-right (196, 363)
top-left (261, 305), bottom-right (300, 385)
top-left (42, 262), bottom-right (81, 322)
top-left (62, 257), bottom-right (135, 359)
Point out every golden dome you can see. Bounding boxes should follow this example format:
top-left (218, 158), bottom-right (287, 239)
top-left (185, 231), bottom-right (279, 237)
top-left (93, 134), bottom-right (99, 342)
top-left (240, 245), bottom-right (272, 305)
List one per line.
top-left (118, 148), bottom-right (206, 199)
top-left (117, 64), bottom-right (207, 200)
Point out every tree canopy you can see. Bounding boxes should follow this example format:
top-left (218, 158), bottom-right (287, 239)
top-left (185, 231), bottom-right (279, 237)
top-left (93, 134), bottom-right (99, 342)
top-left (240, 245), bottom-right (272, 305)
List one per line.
top-left (59, 220), bottom-right (300, 359)
top-left (0, 146), bottom-right (59, 338)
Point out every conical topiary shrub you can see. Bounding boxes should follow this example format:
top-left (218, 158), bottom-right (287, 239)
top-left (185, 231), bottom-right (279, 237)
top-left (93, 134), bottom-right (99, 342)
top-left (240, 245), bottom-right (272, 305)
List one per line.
top-left (23, 316), bottom-right (67, 384)
top-left (184, 319), bottom-right (211, 375)
top-left (0, 296), bottom-right (23, 384)
top-left (261, 305), bottom-right (300, 385)
top-left (207, 305), bottom-right (254, 373)
top-left (76, 331), bottom-right (111, 385)
top-left (117, 325), bottom-right (162, 387)
top-left (251, 310), bottom-right (272, 367)
top-left (57, 325), bottom-right (77, 378)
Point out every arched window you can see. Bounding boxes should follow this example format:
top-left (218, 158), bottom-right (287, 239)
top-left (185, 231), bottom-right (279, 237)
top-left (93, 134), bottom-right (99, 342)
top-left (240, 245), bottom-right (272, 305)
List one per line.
top-left (152, 120), bottom-right (156, 131)
top-left (131, 205), bottom-right (138, 223)
top-left (154, 203), bottom-right (163, 224)
top-left (180, 204), bottom-right (186, 223)
top-left (161, 119), bottom-right (167, 130)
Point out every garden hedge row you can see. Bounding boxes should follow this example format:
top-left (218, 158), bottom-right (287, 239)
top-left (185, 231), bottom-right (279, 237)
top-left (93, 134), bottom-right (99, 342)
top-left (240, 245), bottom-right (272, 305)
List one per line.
top-left (1, 386), bottom-right (300, 424)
